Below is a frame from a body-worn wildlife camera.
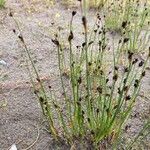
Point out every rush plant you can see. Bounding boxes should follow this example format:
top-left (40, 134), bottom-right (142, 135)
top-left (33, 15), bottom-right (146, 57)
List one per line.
top-left (88, 0), bottom-right (107, 8)
top-left (104, 0), bottom-right (149, 32)
top-left (10, 0), bottom-right (150, 149)
top-left (104, 0), bottom-right (150, 53)
top-left (62, 0), bottom-right (107, 8)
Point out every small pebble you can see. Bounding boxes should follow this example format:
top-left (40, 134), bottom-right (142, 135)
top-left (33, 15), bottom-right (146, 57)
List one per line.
top-left (0, 60), bottom-right (8, 67)
top-left (9, 144), bottom-right (17, 150)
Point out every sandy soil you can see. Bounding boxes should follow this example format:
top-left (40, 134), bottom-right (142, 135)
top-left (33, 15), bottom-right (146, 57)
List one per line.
top-left (0, 0), bottom-right (150, 149)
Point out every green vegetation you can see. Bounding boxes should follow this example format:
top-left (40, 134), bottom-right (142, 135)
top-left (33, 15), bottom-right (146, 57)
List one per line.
top-left (61, 0), bottom-right (107, 7)
top-left (104, 0), bottom-right (149, 32)
top-left (89, 0), bottom-right (107, 7)
top-left (0, 0), bottom-right (5, 8)
top-left (10, 0), bottom-right (150, 149)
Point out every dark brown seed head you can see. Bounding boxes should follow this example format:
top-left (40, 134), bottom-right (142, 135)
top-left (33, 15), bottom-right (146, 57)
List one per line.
top-left (132, 58), bottom-right (138, 64)
top-left (97, 66), bottom-right (100, 70)
top-left (102, 29), bottom-right (106, 35)
top-left (91, 130), bottom-right (95, 135)
top-left (68, 31), bottom-right (74, 42)
top-left (145, 12), bottom-right (148, 17)
top-left (36, 78), bottom-right (41, 82)
top-left (134, 79), bottom-right (139, 88)
top-left (39, 97), bottom-right (44, 103)
top-left (128, 51), bottom-right (134, 61)
top-left (142, 71), bottom-right (146, 77)
top-left (45, 106), bottom-right (48, 111)
top-left (96, 108), bottom-right (100, 113)
top-left (98, 31), bottom-right (102, 35)
top-left (88, 62), bottom-right (92, 66)
top-left (118, 88), bottom-right (121, 94)
top-left (135, 79), bottom-right (139, 83)
top-left (87, 118), bottom-right (90, 122)
top-left (79, 97), bottom-right (82, 101)
top-left (94, 29), bottom-right (97, 33)
top-left (115, 66), bottom-right (119, 71)
top-left (62, 92), bottom-right (65, 96)
top-left (124, 67), bottom-right (129, 73)
top-left (72, 11), bottom-right (77, 16)
top-left (113, 74), bottom-right (118, 81)
top-left (94, 69), bottom-right (98, 74)
top-left (77, 102), bottom-right (81, 106)
top-left (125, 125), bottom-right (131, 131)
top-left (106, 93), bottom-right (110, 97)
top-left (76, 45), bottom-right (80, 49)
top-left (97, 86), bottom-right (102, 94)
top-left (97, 14), bottom-right (101, 20)
top-left (82, 110), bottom-right (85, 115)
top-left (138, 61), bottom-right (144, 67)
top-left (18, 35), bottom-right (24, 43)
top-left (123, 38), bottom-right (129, 43)
top-left (123, 78), bottom-right (127, 84)
top-left (54, 33), bottom-right (58, 38)
top-left (119, 39), bottom-right (122, 44)
top-left (122, 21), bottom-right (127, 28)
top-left (43, 101), bottom-right (47, 105)
top-left (104, 105), bottom-right (107, 109)
top-left (71, 61), bottom-right (75, 67)
top-left (99, 40), bottom-right (102, 46)
top-left (12, 29), bottom-right (16, 33)
top-left (100, 70), bottom-right (103, 75)
top-left (78, 76), bottom-right (82, 84)
top-left (9, 12), bottom-right (13, 17)
top-left (54, 103), bottom-right (59, 108)
top-left (114, 105), bottom-right (118, 109)
top-left (51, 39), bottom-right (59, 46)
top-left (82, 16), bottom-right (87, 29)
top-left (106, 108), bottom-right (109, 113)
top-left (106, 78), bottom-right (109, 83)
top-left (88, 41), bottom-right (94, 46)
top-left (85, 95), bottom-right (88, 99)
top-left (109, 86), bottom-right (112, 89)
top-left (82, 42), bottom-right (86, 47)
top-left (51, 22), bottom-right (54, 25)
top-left (34, 90), bottom-right (39, 95)
top-left (126, 95), bottom-right (131, 101)
top-left (123, 86), bottom-right (129, 92)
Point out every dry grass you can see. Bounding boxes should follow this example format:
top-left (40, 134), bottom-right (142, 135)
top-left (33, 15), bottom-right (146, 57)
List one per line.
top-left (61, 0), bottom-right (107, 8)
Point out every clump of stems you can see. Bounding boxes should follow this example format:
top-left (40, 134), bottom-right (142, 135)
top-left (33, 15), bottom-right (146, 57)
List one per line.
top-left (10, 0), bottom-right (150, 149)
top-left (0, 0), bottom-right (5, 8)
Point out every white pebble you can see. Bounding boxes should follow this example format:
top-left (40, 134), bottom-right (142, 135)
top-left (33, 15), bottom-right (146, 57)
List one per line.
top-left (9, 144), bottom-right (17, 150)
